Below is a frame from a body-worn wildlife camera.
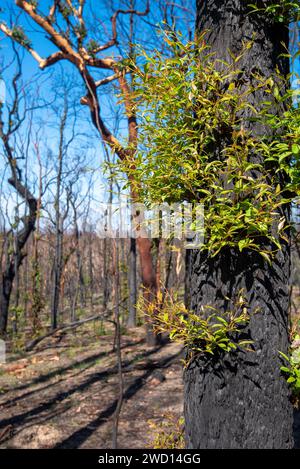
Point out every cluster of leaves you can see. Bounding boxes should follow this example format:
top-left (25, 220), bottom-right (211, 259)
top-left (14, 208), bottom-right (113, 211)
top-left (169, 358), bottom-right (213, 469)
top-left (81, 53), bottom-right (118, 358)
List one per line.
top-left (280, 333), bottom-right (300, 404)
top-left (27, 0), bottom-right (38, 8)
top-left (11, 26), bottom-right (32, 48)
top-left (58, 3), bottom-right (73, 20)
top-left (86, 39), bottom-right (100, 56)
top-left (117, 34), bottom-right (300, 260)
top-left (147, 415), bottom-right (185, 449)
top-left (143, 290), bottom-right (253, 365)
top-left (249, 1), bottom-right (300, 22)
top-left (74, 24), bottom-right (87, 40)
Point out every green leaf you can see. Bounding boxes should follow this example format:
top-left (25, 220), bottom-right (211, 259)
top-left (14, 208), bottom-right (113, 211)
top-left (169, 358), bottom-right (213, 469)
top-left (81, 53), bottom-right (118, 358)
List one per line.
top-left (280, 366), bottom-right (291, 373)
top-left (287, 376), bottom-right (296, 383)
top-left (259, 251), bottom-right (271, 264)
top-left (216, 316), bottom-right (228, 325)
top-left (279, 351), bottom-right (290, 362)
top-left (218, 343), bottom-right (229, 350)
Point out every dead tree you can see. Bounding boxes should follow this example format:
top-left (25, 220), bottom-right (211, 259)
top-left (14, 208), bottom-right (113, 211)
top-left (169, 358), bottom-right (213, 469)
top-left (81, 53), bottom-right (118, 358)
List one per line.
top-left (50, 98), bottom-right (69, 330)
top-left (0, 0), bottom-right (163, 343)
top-left (0, 48), bottom-right (37, 335)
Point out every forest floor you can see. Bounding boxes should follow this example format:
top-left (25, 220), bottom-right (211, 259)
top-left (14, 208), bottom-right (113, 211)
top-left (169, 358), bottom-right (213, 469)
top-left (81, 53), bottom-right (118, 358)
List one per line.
top-left (0, 324), bottom-right (184, 449)
top-left (1, 321), bottom-right (300, 449)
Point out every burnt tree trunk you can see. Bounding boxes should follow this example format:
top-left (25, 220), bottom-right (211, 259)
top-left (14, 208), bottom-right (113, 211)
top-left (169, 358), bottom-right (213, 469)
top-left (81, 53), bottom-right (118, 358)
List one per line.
top-left (50, 204), bottom-right (63, 330)
top-left (70, 196), bottom-right (85, 321)
top-left (0, 194), bottom-right (37, 335)
top-left (184, 0), bottom-right (294, 449)
top-left (0, 117), bottom-right (37, 335)
top-left (127, 237), bottom-right (137, 328)
top-left (0, 271), bottom-right (13, 335)
top-left (50, 101), bottom-right (68, 330)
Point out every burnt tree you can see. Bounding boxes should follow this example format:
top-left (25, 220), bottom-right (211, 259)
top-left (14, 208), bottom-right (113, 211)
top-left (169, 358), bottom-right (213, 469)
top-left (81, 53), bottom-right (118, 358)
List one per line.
top-left (184, 0), bottom-right (294, 449)
top-left (0, 0), bottom-right (161, 344)
top-left (127, 237), bottom-right (137, 328)
top-left (50, 98), bottom-right (69, 330)
top-left (0, 52), bottom-right (37, 334)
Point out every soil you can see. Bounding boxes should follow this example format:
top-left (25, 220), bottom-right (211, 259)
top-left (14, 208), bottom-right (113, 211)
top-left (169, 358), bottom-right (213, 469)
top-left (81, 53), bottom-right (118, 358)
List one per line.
top-left (0, 323), bottom-right (299, 449)
top-left (0, 325), bottom-right (184, 449)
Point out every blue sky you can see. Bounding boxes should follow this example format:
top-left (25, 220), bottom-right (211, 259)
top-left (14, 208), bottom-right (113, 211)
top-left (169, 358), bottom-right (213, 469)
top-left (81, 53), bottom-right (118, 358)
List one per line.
top-left (0, 1), bottom-right (195, 229)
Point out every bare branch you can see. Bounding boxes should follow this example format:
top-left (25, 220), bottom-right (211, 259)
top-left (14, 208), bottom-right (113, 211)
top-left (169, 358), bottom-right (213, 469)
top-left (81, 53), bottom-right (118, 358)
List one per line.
top-left (78, 0), bottom-right (85, 18)
top-left (95, 72), bottom-right (122, 88)
top-left (80, 95), bottom-right (129, 159)
top-left (92, 0), bottom-right (150, 53)
top-left (15, 0), bottom-right (80, 62)
top-left (0, 23), bottom-right (43, 65)
top-left (39, 51), bottom-right (67, 69)
top-left (48, 1), bottom-right (58, 23)
top-left (8, 0), bottom-right (136, 162)
top-left (86, 56), bottom-right (116, 69)
top-left (0, 24), bottom-right (67, 69)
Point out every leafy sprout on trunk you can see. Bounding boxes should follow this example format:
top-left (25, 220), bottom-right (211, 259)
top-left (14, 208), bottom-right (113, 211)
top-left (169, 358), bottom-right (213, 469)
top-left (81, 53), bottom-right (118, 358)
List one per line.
top-left (116, 33), bottom-right (300, 262)
top-left (142, 289), bottom-right (254, 366)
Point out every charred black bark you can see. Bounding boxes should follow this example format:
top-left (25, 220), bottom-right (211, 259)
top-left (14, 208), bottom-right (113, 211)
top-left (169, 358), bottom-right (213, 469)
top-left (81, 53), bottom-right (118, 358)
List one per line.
top-left (0, 182), bottom-right (37, 335)
top-left (0, 272), bottom-right (13, 335)
top-left (184, 0), bottom-right (293, 449)
top-left (185, 247), bottom-right (293, 448)
top-left (0, 93), bottom-right (37, 334)
top-left (184, 248), bottom-right (192, 310)
top-left (127, 237), bottom-right (137, 327)
top-left (50, 101), bottom-right (68, 331)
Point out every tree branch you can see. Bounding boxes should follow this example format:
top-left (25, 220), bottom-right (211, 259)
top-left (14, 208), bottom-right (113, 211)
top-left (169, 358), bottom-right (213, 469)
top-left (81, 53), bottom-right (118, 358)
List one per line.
top-left (15, 0), bottom-right (80, 62)
top-left (92, 0), bottom-right (150, 53)
top-left (39, 50), bottom-right (67, 69)
top-left (7, 0), bottom-right (134, 161)
top-left (95, 72), bottom-right (122, 88)
top-left (79, 68), bottom-right (129, 160)
top-left (0, 24), bottom-right (67, 69)
top-left (0, 23), bottom-right (43, 65)
top-left (48, 1), bottom-right (58, 23)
